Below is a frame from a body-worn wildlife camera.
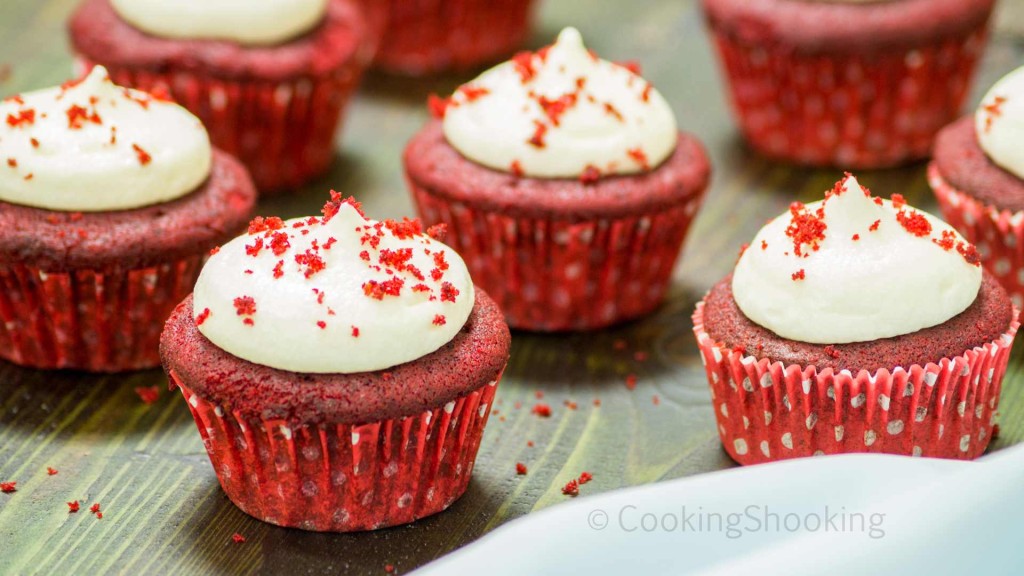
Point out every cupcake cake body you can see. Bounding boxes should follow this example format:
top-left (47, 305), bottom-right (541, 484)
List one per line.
top-left (69, 0), bottom-right (368, 193)
top-left (160, 194), bottom-right (510, 532)
top-left (405, 28), bottom-right (710, 331)
top-left (0, 67), bottom-right (255, 371)
top-left (694, 175), bottom-right (1018, 464)
top-left (701, 0), bottom-right (995, 168)
top-left (374, 0), bottom-right (537, 75)
top-left (932, 65), bottom-right (1024, 309)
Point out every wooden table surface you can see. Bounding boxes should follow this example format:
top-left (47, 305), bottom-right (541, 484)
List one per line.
top-left (1, 1), bottom-right (1023, 574)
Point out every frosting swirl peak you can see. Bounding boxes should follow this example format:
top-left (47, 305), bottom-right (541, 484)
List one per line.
top-left (0, 66), bottom-right (211, 212)
top-left (192, 195), bottom-right (475, 374)
top-left (732, 175), bottom-right (982, 344)
top-left (441, 27), bottom-right (678, 179)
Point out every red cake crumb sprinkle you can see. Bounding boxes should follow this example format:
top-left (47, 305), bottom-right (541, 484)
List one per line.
top-left (616, 60), bottom-right (642, 75)
top-left (23, 173), bottom-right (32, 181)
top-left (564, 400), bottom-right (578, 410)
top-left (432, 314), bottom-right (446, 326)
top-left (209, 246), bottom-right (220, 256)
top-left (363, 277), bottom-right (405, 300)
top-left (66, 104), bottom-right (101, 129)
top-left (426, 224), bottom-right (447, 241)
top-left (627, 147), bottom-right (649, 170)
top-left (851, 234), bottom-right (860, 241)
top-left (625, 374), bottom-right (638, 390)
top-left (510, 160), bottom-right (524, 178)
top-left (933, 230), bottom-right (956, 251)
top-left (511, 51), bottom-right (537, 83)
top-left (785, 202), bottom-right (827, 257)
top-left (351, 326), bottom-right (360, 337)
top-left (5, 107), bottom-right (35, 127)
top-left (891, 193), bottom-right (906, 209)
top-left (47, 467), bottom-right (58, 476)
top-left (578, 471), bottom-right (593, 485)
top-left (652, 395), bottom-right (661, 405)
top-left (427, 94), bottom-right (451, 119)
top-left (580, 164), bottom-right (601, 185)
top-left (68, 501), bottom-right (80, 513)
top-left (6, 158), bottom-right (15, 168)
top-left (824, 345), bottom-right (841, 358)
top-left (316, 320), bottom-right (326, 329)
top-left (440, 282), bottom-right (459, 302)
top-left (982, 96), bottom-right (1007, 133)
top-left (195, 308), bottom-right (211, 326)
top-left (233, 296), bottom-right (256, 320)
top-left (527, 120), bottom-right (547, 148)
top-left (135, 386), bottom-right (160, 405)
top-left (761, 240), bottom-right (768, 250)
top-left (791, 269), bottom-right (805, 281)
top-left (29, 137), bottom-right (39, 148)
top-left (268, 231), bottom-right (290, 256)
top-left (248, 216), bottom-right (285, 235)
top-left (896, 209), bottom-right (932, 237)
top-left (294, 250), bottom-right (326, 278)
top-left (245, 237), bottom-right (264, 257)
top-left (0, 482), bottom-right (15, 493)
top-left (458, 85), bottom-right (490, 102)
top-left (232, 533), bottom-right (246, 544)
top-left (868, 220), bottom-right (881, 232)
top-left (562, 479), bottom-right (579, 497)
top-left (603, 101), bottom-right (624, 122)
top-left (531, 403), bottom-right (552, 417)
top-left (132, 143), bottom-right (151, 165)
top-left (641, 82), bottom-right (653, 102)
top-left (957, 242), bottom-right (981, 266)
top-left (634, 351), bottom-right (648, 362)
top-left (537, 93), bottom-right (578, 126)
top-left (516, 462), bottom-right (528, 475)
top-left (89, 503), bottom-right (100, 514)
top-left (272, 260), bottom-right (285, 279)
top-left (737, 243), bottom-right (750, 260)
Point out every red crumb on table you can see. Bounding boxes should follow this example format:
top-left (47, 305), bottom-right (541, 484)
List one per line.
top-left (562, 479), bottom-right (579, 497)
top-left (868, 220), bottom-right (881, 232)
top-left (131, 143), bottom-right (152, 165)
top-left (563, 400), bottom-right (578, 410)
top-left (578, 471), bottom-right (593, 485)
top-left (791, 269), bottom-right (805, 281)
top-left (593, 398), bottom-right (602, 407)
top-left (531, 403), bottom-right (552, 417)
top-left (579, 164), bottom-right (601, 185)
top-left (625, 374), bottom-right (638, 390)
top-left (232, 533), bottom-right (246, 543)
top-left (527, 440), bottom-right (534, 447)
top-left (68, 501), bottom-right (80, 513)
top-left (47, 467), bottom-right (58, 476)
top-left (134, 385), bottom-right (160, 405)
top-left (90, 503), bottom-right (100, 514)
top-left (516, 462), bottom-right (528, 475)
top-left (652, 395), bottom-right (660, 406)
top-left (1, 482), bottom-right (16, 493)
top-left (535, 391), bottom-right (544, 399)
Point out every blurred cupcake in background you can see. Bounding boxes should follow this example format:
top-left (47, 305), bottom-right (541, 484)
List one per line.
top-left (701, 0), bottom-right (996, 168)
top-left (0, 67), bottom-right (256, 372)
top-left (374, 0), bottom-right (538, 76)
top-left (161, 194), bottom-right (510, 531)
top-left (931, 65), bottom-right (1024, 309)
top-left (404, 28), bottom-right (710, 331)
top-left (68, 0), bottom-right (369, 193)
top-left (695, 175), bottom-right (1017, 464)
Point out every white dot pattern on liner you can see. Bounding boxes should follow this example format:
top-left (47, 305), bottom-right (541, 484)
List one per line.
top-left (733, 439), bottom-right (749, 455)
top-left (781, 433), bottom-right (793, 450)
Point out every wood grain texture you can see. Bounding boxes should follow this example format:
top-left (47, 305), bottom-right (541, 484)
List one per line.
top-left (1, 1), bottom-right (1023, 574)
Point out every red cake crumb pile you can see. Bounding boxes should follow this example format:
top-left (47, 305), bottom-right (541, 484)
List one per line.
top-left (562, 479), bottom-right (579, 497)
top-left (90, 502), bottom-right (102, 519)
top-left (233, 296), bottom-right (257, 326)
top-left (232, 533), bottom-right (246, 543)
top-left (68, 501), bottom-right (80, 513)
top-left (1, 481), bottom-right (16, 493)
top-left (791, 269), bottom-right (805, 281)
top-left (47, 467), bottom-right (58, 476)
top-left (135, 385), bottom-right (160, 405)
top-left (516, 462), bottom-right (528, 475)
top-left (531, 403), bottom-right (552, 417)
top-left (578, 471), bottom-right (593, 485)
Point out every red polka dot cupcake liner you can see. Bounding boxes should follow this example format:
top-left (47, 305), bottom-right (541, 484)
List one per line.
top-left (704, 25), bottom-right (991, 168)
top-left (0, 257), bottom-right (203, 372)
top-left (169, 372), bottom-right (502, 532)
top-left (411, 186), bottom-right (705, 332)
top-left (930, 163), bottom-right (1024, 310)
top-left (74, 57), bottom-right (365, 194)
top-left (373, 0), bottom-right (537, 75)
top-left (692, 301), bottom-right (1019, 465)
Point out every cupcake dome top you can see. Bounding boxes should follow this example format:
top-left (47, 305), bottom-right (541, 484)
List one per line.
top-left (0, 66), bottom-right (211, 212)
top-left (192, 194), bottom-right (476, 374)
top-left (439, 27), bottom-right (677, 180)
top-left (976, 66), bottom-right (1024, 181)
top-left (732, 175), bottom-right (982, 344)
top-left (109, 0), bottom-right (329, 46)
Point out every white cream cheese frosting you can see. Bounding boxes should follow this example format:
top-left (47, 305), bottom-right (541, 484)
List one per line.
top-left (732, 175), bottom-right (982, 344)
top-left (110, 0), bottom-right (328, 46)
top-left (441, 27), bottom-right (678, 179)
top-left (0, 66), bottom-right (211, 212)
top-left (976, 65), bottom-right (1024, 181)
top-left (192, 196), bottom-right (475, 374)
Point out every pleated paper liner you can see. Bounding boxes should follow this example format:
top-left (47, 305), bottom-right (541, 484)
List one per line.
top-left (373, 0), bottom-right (537, 75)
top-left (693, 301), bottom-right (1019, 465)
top-left (411, 184), bottom-right (705, 331)
top-left (705, 23), bottom-right (990, 168)
top-left (170, 371), bottom-right (503, 532)
top-left (930, 163), bottom-right (1024, 310)
top-left (0, 257), bottom-right (203, 372)
top-left (74, 57), bottom-right (365, 194)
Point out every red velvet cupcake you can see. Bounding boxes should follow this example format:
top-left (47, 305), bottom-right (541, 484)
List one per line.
top-left (694, 175), bottom-right (1018, 464)
top-left (405, 28), bottom-right (710, 331)
top-left (374, 0), bottom-right (537, 75)
top-left (931, 65), bottom-right (1024, 309)
top-left (68, 0), bottom-right (368, 193)
top-left (701, 0), bottom-right (995, 168)
top-left (0, 68), bottom-right (256, 372)
top-left (160, 194), bottom-right (510, 532)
